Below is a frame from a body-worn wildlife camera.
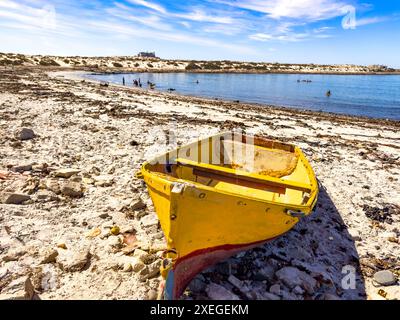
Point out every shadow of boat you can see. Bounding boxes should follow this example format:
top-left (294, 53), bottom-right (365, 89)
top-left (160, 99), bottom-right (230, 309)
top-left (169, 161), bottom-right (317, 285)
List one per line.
top-left (187, 183), bottom-right (366, 300)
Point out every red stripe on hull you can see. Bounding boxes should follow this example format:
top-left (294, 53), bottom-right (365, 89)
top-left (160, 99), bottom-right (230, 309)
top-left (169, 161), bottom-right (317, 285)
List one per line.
top-left (171, 236), bottom-right (278, 299)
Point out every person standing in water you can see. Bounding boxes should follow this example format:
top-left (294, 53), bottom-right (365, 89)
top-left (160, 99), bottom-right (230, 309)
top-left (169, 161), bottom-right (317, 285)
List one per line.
top-left (122, 77), bottom-right (125, 86)
top-left (326, 90), bottom-right (331, 97)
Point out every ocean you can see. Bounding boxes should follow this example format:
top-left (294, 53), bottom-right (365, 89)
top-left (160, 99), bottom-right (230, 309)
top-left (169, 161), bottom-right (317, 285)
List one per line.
top-left (86, 73), bottom-right (400, 120)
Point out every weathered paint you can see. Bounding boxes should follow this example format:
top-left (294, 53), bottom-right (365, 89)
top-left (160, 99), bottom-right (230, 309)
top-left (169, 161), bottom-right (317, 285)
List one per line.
top-left (139, 132), bottom-right (318, 299)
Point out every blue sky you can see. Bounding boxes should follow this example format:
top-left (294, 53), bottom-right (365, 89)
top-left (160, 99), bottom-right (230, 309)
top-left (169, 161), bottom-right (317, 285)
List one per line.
top-left (0, 0), bottom-right (399, 67)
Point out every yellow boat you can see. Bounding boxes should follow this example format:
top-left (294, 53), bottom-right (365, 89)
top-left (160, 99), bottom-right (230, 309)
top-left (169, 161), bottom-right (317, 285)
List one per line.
top-left (138, 132), bottom-right (318, 299)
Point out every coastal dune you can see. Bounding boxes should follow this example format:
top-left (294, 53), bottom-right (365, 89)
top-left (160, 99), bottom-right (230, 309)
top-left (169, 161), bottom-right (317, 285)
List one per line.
top-left (0, 64), bottom-right (399, 300)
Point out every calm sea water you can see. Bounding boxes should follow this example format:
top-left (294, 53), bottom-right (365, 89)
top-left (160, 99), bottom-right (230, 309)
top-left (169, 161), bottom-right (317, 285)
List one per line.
top-left (86, 73), bottom-right (400, 120)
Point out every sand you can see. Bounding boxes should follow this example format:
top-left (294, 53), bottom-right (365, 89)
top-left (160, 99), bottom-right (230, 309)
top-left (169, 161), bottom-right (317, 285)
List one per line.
top-left (0, 65), bottom-right (399, 300)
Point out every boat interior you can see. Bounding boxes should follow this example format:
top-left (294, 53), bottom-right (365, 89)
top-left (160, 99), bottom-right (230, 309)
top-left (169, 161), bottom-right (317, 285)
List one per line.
top-left (146, 134), bottom-right (315, 206)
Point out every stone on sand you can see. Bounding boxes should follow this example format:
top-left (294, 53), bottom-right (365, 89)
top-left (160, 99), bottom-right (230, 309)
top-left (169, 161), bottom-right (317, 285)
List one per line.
top-left (275, 267), bottom-right (318, 294)
top-left (57, 248), bottom-right (91, 272)
top-left (61, 181), bottom-right (83, 198)
top-left (373, 270), bottom-right (397, 286)
top-left (15, 128), bottom-right (35, 140)
top-left (53, 168), bottom-right (81, 178)
top-left (141, 214), bottom-right (159, 228)
top-left (0, 276), bottom-right (37, 300)
top-left (205, 283), bottom-right (240, 300)
top-left (1, 192), bottom-right (31, 204)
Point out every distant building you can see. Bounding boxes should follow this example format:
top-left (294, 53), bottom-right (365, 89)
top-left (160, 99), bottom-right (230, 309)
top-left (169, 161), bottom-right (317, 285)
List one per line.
top-left (138, 52), bottom-right (157, 58)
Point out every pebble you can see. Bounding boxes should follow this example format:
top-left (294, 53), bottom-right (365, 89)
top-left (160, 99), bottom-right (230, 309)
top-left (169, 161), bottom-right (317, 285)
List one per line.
top-left (205, 283), bottom-right (240, 300)
top-left (122, 262), bottom-right (132, 272)
top-left (275, 267), bottom-right (318, 295)
top-left (61, 181), bottom-right (83, 198)
top-left (373, 270), bottom-right (397, 286)
top-left (53, 168), bottom-right (81, 178)
top-left (15, 128), bottom-right (35, 140)
top-left (130, 257), bottom-right (145, 272)
top-left (141, 214), bottom-right (159, 228)
top-left (147, 289), bottom-right (158, 300)
top-left (1, 192), bottom-right (31, 204)
top-left (0, 276), bottom-right (37, 300)
top-left (35, 190), bottom-right (59, 202)
top-left (39, 248), bottom-right (59, 264)
top-left (11, 164), bottom-right (33, 173)
top-left (2, 249), bottom-right (27, 262)
top-left (252, 265), bottom-right (275, 281)
top-left (188, 278), bottom-right (207, 293)
top-left (57, 248), bottom-right (91, 272)
top-left (139, 260), bottom-right (161, 281)
top-left (93, 175), bottom-right (114, 187)
top-left (269, 284), bottom-right (281, 295)
top-left (263, 292), bottom-right (280, 300)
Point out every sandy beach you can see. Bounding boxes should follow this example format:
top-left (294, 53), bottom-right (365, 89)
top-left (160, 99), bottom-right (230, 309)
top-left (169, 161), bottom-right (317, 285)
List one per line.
top-left (0, 65), bottom-right (399, 300)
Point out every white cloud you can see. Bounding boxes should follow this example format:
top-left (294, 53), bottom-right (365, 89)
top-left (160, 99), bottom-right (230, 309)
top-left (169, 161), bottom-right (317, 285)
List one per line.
top-left (355, 16), bottom-right (387, 27)
top-left (249, 33), bottom-right (273, 41)
top-left (125, 0), bottom-right (166, 14)
top-left (221, 0), bottom-right (349, 21)
top-left (174, 9), bottom-right (234, 24)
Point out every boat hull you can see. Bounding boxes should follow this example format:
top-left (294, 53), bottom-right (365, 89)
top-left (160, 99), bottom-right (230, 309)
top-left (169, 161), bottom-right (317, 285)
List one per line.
top-left (164, 236), bottom-right (279, 300)
top-left (140, 132), bottom-right (318, 299)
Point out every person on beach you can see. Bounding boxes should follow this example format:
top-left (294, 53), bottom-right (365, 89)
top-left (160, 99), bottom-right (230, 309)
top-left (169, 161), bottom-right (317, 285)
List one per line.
top-left (122, 77), bottom-right (125, 86)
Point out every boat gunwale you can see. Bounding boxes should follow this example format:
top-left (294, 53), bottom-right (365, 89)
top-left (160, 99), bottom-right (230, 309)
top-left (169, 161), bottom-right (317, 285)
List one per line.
top-left (140, 132), bottom-right (318, 210)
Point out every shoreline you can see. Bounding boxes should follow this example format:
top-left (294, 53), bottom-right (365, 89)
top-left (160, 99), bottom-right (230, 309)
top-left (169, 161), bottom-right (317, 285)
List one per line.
top-left (76, 70), bottom-right (400, 125)
top-left (0, 66), bottom-right (399, 300)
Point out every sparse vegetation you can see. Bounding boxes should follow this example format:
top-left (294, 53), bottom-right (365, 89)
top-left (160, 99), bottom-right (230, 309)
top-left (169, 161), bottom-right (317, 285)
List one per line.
top-left (39, 59), bottom-right (60, 66)
top-left (185, 62), bottom-right (202, 70)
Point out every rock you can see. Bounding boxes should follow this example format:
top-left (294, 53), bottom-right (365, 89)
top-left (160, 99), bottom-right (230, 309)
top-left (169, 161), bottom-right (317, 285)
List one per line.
top-left (53, 168), bottom-right (81, 179)
top-left (15, 128), bottom-right (35, 140)
top-left (147, 289), bottom-right (158, 300)
top-left (39, 248), bottom-right (59, 264)
top-left (130, 257), bottom-right (145, 272)
top-left (275, 267), bottom-right (318, 295)
top-left (252, 265), bottom-right (275, 281)
top-left (188, 277), bottom-right (207, 293)
top-left (373, 270), bottom-right (397, 286)
top-left (139, 260), bottom-right (161, 281)
top-left (0, 267), bottom-right (8, 279)
top-left (11, 164), bottom-right (32, 173)
top-left (35, 190), bottom-right (59, 202)
top-left (228, 275), bottom-right (245, 291)
top-left (0, 276), bottom-right (38, 300)
top-left (106, 235), bottom-right (123, 252)
top-left (61, 181), bottom-right (83, 198)
top-left (93, 175), bottom-right (114, 187)
top-left (323, 293), bottom-right (341, 300)
top-left (140, 214), bottom-right (159, 228)
top-left (292, 285), bottom-right (305, 295)
top-left (269, 284), bottom-right (281, 295)
top-left (263, 292), bottom-right (280, 300)
top-left (1, 192), bottom-right (31, 204)
top-left (122, 262), bottom-right (132, 272)
top-left (134, 249), bottom-right (155, 264)
top-left (45, 179), bottom-right (61, 194)
top-left (57, 248), bottom-right (91, 272)
top-left (205, 283), bottom-right (240, 300)
top-left (57, 242), bottom-right (67, 249)
top-left (2, 249), bottom-right (27, 262)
